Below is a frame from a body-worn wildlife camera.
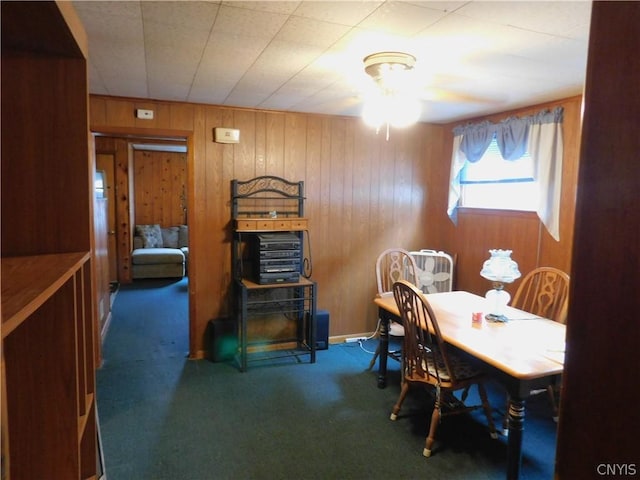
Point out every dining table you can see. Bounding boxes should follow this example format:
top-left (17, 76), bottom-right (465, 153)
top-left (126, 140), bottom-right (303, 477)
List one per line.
top-left (374, 290), bottom-right (565, 480)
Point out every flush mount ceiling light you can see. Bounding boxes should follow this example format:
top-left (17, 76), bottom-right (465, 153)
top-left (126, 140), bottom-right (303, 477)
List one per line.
top-left (363, 51), bottom-right (416, 82)
top-left (362, 51), bottom-right (422, 140)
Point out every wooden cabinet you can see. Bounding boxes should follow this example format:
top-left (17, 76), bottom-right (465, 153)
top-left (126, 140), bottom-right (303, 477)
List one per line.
top-left (1, 2), bottom-right (98, 479)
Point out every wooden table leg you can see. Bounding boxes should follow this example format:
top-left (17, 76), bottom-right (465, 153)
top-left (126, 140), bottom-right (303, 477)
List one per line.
top-left (506, 396), bottom-right (526, 479)
top-left (377, 308), bottom-right (389, 388)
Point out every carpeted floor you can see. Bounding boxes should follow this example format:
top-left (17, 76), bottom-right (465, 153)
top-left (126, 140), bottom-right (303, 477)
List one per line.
top-left (97, 277), bottom-right (557, 479)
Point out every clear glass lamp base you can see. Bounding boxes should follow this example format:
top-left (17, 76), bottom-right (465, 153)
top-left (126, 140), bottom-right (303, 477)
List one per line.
top-left (485, 287), bottom-right (511, 323)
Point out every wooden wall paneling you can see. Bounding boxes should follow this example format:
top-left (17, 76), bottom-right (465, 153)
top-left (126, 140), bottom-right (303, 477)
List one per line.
top-left (133, 150), bottom-right (151, 224)
top-left (265, 112), bottom-right (286, 176)
top-left (154, 102), bottom-right (173, 130)
top-left (171, 151), bottom-right (187, 225)
top-left (188, 105), bottom-right (235, 357)
top-left (306, 117), bottom-right (332, 321)
top-left (395, 129), bottom-right (421, 248)
top-left (169, 102), bottom-right (195, 131)
top-left (254, 111), bottom-right (267, 176)
top-left (188, 106), bottom-right (207, 356)
top-left (556, 2), bottom-right (640, 476)
top-left (422, 124), bottom-right (451, 252)
top-left (234, 109), bottom-right (258, 179)
top-left (219, 107), bottom-right (236, 302)
top-left (134, 101), bottom-right (174, 130)
top-left (303, 115), bottom-right (324, 299)
top-left (148, 151), bottom-right (161, 223)
top-left (340, 119), bottom-right (357, 333)
top-left (105, 98), bottom-right (136, 128)
top-left (195, 106), bottom-right (222, 349)
top-left (132, 149), bottom-right (186, 227)
top-left (365, 124), bottom-right (384, 328)
top-left (94, 135), bottom-right (115, 152)
top-left (211, 107), bottom-right (234, 320)
top-left (283, 113), bottom-right (307, 182)
top-left (351, 124), bottom-right (378, 333)
top-left (325, 118), bottom-right (347, 331)
top-left (90, 96), bottom-right (107, 126)
top-left (392, 132), bottom-right (412, 243)
top-left (114, 138), bottom-right (132, 283)
top-left (377, 137), bottom-right (398, 249)
top-left (363, 125), bottom-right (388, 331)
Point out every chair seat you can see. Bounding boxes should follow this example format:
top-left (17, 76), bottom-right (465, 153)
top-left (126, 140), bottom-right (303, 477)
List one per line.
top-left (418, 350), bottom-right (483, 383)
top-left (389, 321), bottom-right (405, 337)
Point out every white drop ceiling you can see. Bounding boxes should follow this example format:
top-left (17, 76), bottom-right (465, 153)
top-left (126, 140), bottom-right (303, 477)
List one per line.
top-left (73, 0), bottom-right (592, 124)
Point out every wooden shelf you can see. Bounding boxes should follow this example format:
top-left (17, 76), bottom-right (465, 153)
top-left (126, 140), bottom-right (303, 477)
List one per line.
top-left (240, 276), bottom-right (314, 290)
top-left (2, 2), bottom-right (97, 478)
top-left (1, 252), bottom-right (90, 339)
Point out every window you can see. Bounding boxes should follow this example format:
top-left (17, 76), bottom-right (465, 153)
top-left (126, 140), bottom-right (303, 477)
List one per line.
top-left (95, 170), bottom-right (106, 198)
top-left (459, 136), bottom-right (538, 211)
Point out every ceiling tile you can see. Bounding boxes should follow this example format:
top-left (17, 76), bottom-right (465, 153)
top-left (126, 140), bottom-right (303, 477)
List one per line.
top-left (358, 1), bottom-right (447, 35)
top-left (213, 3), bottom-right (290, 39)
top-left (292, 1), bottom-right (382, 25)
top-left (72, 0), bottom-right (592, 123)
top-left (275, 15), bottom-right (351, 48)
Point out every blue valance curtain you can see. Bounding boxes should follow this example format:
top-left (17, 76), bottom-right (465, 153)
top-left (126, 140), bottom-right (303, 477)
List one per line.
top-left (447, 107), bottom-right (564, 240)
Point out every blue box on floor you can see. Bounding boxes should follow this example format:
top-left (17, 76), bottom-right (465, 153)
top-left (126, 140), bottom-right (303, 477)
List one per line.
top-left (209, 318), bottom-right (237, 362)
top-left (316, 310), bottom-right (329, 350)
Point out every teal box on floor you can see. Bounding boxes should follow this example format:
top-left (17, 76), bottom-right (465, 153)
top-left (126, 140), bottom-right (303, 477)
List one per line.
top-left (316, 310), bottom-right (329, 350)
top-left (209, 318), bottom-right (237, 362)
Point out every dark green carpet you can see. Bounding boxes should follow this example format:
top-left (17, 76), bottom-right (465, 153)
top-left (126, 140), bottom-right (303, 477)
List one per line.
top-left (97, 278), bottom-right (557, 479)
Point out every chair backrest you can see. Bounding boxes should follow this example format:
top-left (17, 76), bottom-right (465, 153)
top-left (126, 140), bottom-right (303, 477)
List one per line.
top-left (392, 279), bottom-right (455, 384)
top-left (376, 248), bottom-right (419, 295)
top-left (409, 249), bottom-right (455, 293)
top-left (512, 267), bottom-right (570, 323)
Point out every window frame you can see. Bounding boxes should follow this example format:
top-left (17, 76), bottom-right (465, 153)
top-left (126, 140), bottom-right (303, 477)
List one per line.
top-left (458, 136), bottom-right (539, 212)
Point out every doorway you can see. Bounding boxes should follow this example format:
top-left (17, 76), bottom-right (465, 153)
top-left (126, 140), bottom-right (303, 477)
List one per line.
top-left (94, 135), bottom-right (188, 284)
top-left (93, 133), bottom-right (191, 354)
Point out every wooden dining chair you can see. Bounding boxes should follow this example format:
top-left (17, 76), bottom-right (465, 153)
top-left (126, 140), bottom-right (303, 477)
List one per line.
top-left (367, 248), bottom-right (419, 371)
top-left (505, 266), bottom-right (570, 426)
top-left (390, 280), bottom-right (498, 458)
top-left (512, 266), bottom-right (571, 325)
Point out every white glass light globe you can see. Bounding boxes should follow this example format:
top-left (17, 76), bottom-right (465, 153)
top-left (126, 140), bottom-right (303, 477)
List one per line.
top-left (362, 93), bottom-right (421, 129)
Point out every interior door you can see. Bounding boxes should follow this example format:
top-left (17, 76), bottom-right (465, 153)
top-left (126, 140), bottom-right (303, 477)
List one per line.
top-left (96, 153), bottom-right (118, 284)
